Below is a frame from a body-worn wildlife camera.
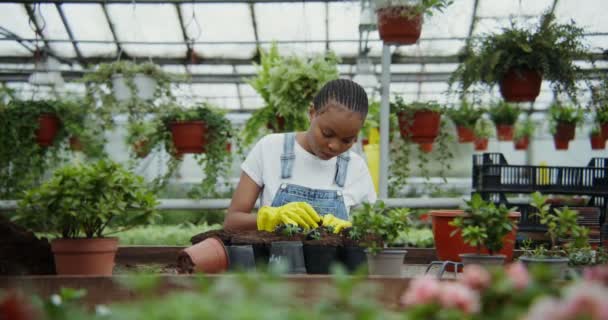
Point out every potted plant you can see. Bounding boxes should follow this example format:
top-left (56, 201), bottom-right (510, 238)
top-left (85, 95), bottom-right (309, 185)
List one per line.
top-left (351, 201), bottom-right (412, 276)
top-left (55, 98), bottom-right (107, 157)
top-left (450, 13), bottom-right (588, 103)
top-left (373, 0), bottom-right (453, 45)
top-left (269, 224), bottom-right (307, 274)
top-left (13, 160), bottom-right (158, 275)
top-left (548, 101), bottom-right (584, 150)
top-left (449, 194), bottom-right (517, 266)
top-left (243, 44), bottom-right (339, 146)
top-left (338, 227), bottom-right (368, 273)
top-left (473, 118), bottom-right (494, 151)
top-left (513, 118), bottom-right (536, 150)
top-left (590, 73), bottom-right (608, 138)
top-left (392, 97), bottom-right (443, 149)
top-left (447, 99), bottom-right (485, 143)
top-left (519, 192), bottom-right (588, 276)
top-left (303, 226), bottom-right (342, 274)
top-left (487, 101), bottom-right (520, 141)
top-left (589, 126), bottom-right (605, 150)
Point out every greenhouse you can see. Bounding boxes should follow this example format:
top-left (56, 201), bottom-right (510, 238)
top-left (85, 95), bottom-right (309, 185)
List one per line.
top-left (1, 0), bottom-right (607, 319)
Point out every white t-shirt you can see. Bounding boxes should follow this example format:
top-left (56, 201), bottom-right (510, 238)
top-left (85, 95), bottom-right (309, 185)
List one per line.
top-left (241, 133), bottom-right (377, 213)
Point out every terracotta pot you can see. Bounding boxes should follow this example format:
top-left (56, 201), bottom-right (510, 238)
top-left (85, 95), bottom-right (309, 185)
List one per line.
top-left (474, 137), bottom-right (488, 151)
top-left (499, 68), bottom-right (542, 102)
top-left (601, 123), bottom-right (608, 140)
top-left (456, 126), bottom-right (475, 143)
top-left (398, 110), bottom-right (441, 144)
top-left (133, 140), bottom-right (150, 158)
top-left (51, 237), bottom-right (118, 275)
top-left (36, 113), bottom-right (60, 147)
top-left (430, 210), bottom-right (520, 268)
top-left (418, 142), bottom-right (433, 153)
top-left (514, 137), bottom-right (529, 150)
top-left (496, 124), bottom-right (514, 141)
top-left (266, 115), bottom-right (286, 132)
top-left (226, 142), bottom-right (232, 153)
top-left (376, 6), bottom-right (422, 45)
top-left (553, 122), bottom-right (576, 150)
top-left (179, 237), bottom-right (228, 274)
top-left (169, 121), bottom-right (208, 154)
top-left (69, 136), bottom-right (83, 151)
top-left (590, 133), bottom-right (605, 150)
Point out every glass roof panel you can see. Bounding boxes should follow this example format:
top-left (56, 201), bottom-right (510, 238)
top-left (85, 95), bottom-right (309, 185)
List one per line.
top-left (188, 64), bottom-right (233, 74)
top-left (107, 4), bottom-right (186, 57)
top-left (422, 0), bottom-right (473, 38)
top-left (239, 84), bottom-right (264, 109)
top-left (327, 2), bottom-right (359, 56)
top-left (477, 0), bottom-right (554, 17)
top-left (555, 0), bottom-right (608, 33)
top-left (0, 43), bottom-right (31, 56)
top-left (0, 4), bottom-right (37, 43)
top-left (35, 4), bottom-right (76, 58)
top-left (62, 4), bottom-right (116, 57)
top-left (396, 39), bottom-right (465, 56)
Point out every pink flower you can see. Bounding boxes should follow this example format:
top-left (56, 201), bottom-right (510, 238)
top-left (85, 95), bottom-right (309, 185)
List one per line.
top-left (505, 262), bottom-right (530, 290)
top-left (561, 283), bottom-right (608, 320)
top-left (437, 282), bottom-right (481, 315)
top-left (584, 265), bottom-right (608, 287)
top-left (462, 264), bottom-right (491, 291)
top-left (400, 275), bottom-right (440, 307)
top-left (525, 297), bottom-right (566, 320)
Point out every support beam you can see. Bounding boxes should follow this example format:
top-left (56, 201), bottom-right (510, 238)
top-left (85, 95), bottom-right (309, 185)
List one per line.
top-left (248, 2), bottom-right (260, 55)
top-left (379, 44), bottom-right (391, 199)
top-left (325, 2), bottom-right (330, 52)
top-left (465, 0), bottom-right (480, 48)
top-left (8, 0), bottom-right (355, 3)
top-left (101, 3), bottom-right (126, 59)
top-left (23, 4), bottom-right (50, 50)
top-left (175, 3), bottom-right (193, 64)
top-left (233, 65), bottom-right (244, 109)
top-left (55, 3), bottom-right (86, 66)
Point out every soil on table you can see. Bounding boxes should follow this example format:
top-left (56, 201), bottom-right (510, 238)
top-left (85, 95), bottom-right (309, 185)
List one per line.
top-left (190, 229), bottom-right (234, 245)
top-left (230, 230), bottom-right (284, 245)
top-left (339, 228), bottom-right (380, 248)
top-left (0, 215), bottom-right (55, 275)
top-left (303, 228), bottom-right (342, 246)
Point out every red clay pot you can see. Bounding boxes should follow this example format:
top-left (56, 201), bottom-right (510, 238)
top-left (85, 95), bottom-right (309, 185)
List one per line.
top-left (590, 133), bottom-right (605, 150)
top-left (170, 121), bottom-right (208, 154)
top-left (398, 110), bottom-right (441, 144)
top-left (51, 237), bottom-right (118, 275)
top-left (496, 125), bottom-right (514, 141)
top-left (499, 69), bottom-right (542, 102)
top-left (69, 136), bottom-right (83, 151)
top-left (601, 123), bottom-right (608, 140)
top-left (456, 126), bottom-right (475, 143)
top-left (36, 113), bottom-right (60, 147)
top-left (474, 137), bottom-right (488, 151)
top-left (514, 137), bottom-right (530, 150)
top-left (419, 142), bottom-right (433, 153)
top-left (430, 210), bottom-right (520, 267)
top-left (376, 6), bottom-right (422, 45)
top-left (181, 237), bottom-right (228, 274)
top-left (133, 140), bottom-right (150, 158)
top-left (553, 122), bottom-right (576, 150)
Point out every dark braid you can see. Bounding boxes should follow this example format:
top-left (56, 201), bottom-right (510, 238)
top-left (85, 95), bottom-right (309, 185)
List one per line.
top-left (313, 79), bottom-right (369, 118)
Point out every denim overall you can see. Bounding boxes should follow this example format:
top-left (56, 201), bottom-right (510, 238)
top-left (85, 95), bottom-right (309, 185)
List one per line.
top-left (270, 133), bottom-right (350, 220)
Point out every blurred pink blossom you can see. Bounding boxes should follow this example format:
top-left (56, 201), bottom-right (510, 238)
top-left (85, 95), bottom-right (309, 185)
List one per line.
top-left (462, 264), bottom-right (491, 291)
top-left (437, 282), bottom-right (481, 315)
top-left (505, 262), bottom-right (530, 290)
top-left (400, 275), bottom-right (440, 307)
top-left (584, 265), bottom-right (608, 287)
top-left (524, 297), bottom-right (566, 320)
top-left (561, 283), bottom-right (608, 320)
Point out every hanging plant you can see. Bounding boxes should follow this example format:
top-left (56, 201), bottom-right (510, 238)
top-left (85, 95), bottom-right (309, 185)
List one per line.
top-left (392, 96), bottom-right (443, 148)
top-left (56, 98), bottom-right (107, 158)
top-left (548, 101), bottom-right (584, 150)
top-left (243, 43), bottom-right (340, 146)
top-left (447, 99), bottom-right (485, 143)
top-left (487, 100), bottom-right (521, 141)
top-left (590, 75), bottom-right (608, 138)
top-left (589, 126), bottom-right (605, 150)
top-left (450, 12), bottom-right (588, 102)
top-left (513, 118), bottom-right (536, 150)
top-left (473, 118), bottom-right (494, 151)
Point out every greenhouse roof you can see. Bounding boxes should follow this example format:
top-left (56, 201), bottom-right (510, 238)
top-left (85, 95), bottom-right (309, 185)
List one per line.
top-left (0, 0), bottom-right (607, 110)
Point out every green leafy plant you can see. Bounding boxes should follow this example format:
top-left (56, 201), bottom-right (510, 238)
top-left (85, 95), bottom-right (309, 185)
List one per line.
top-left (450, 12), bottom-right (588, 100)
top-left (55, 98), bottom-right (107, 158)
top-left (547, 101), bottom-right (584, 133)
top-left (474, 118), bottom-right (494, 139)
top-left (590, 75), bottom-right (608, 125)
top-left (275, 224), bottom-right (304, 238)
top-left (589, 125), bottom-right (602, 138)
top-left (13, 160), bottom-right (158, 239)
top-left (243, 44), bottom-right (339, 145)
top-left (350, 201), bottom-right (412, 253)
top-left (514, 118), bottom-right (536, 140)
top-left (373, 0), bottom-right (453, 17)
top-left (448, 99), bottom-right (486, 129)
top-left (488, 101), bottom-right (521, 126)
top-left (450, 194), bottom-right (515, 255)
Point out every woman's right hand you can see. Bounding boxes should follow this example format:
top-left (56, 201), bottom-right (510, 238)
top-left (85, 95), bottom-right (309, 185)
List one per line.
top-left (256, 202), bottom-right (321, 232)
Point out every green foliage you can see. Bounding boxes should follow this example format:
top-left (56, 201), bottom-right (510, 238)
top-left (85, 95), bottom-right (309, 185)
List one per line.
top-left (488, 101), bottom-right (521, 125)
top-left (590, 75), bottom-right (608, 124)
top-left (56, 98), bottom-right (107, 158)
top-left (373, 0), bottom-right (453, 17)
top-left (350, 201), bottom-right (412, 253)
top-left (275, 224), bottom-right (304, 237)
top-left (450, 194), bottom-right (515, 255)
top-left (474, 118), bottom-right (494, 138)
top-left (447, 99), bottom-right (486, 129)
top-left (243, 44), bottom-right (340, 145)
top-left (513, 118), bottom-right (536, 139)
top-left (392, 227), bottom-right (434, 248)
top-left (548, 101), bottom-right (584, 133)
top-left (450, 12), bottom-right (588, 100)
top-left (116, 223), bottom-right (221, 245)
top-left (390, 96), bottom-right (443, 114)
top-left (14, 160), bottom-right (158, 239)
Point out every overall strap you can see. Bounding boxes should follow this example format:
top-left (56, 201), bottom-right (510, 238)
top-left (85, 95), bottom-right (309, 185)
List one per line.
top-left (334, 152), bottom-right (351, 188)
top-left (280, 132), bottom-right (296, 179)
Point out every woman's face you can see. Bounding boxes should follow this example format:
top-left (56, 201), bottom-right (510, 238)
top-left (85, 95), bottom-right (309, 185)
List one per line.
top-left (306, 102), bottom-right (365, 160)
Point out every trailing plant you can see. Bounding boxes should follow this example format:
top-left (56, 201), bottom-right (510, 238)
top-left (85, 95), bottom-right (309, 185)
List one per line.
top-left (243, 43), bottom-right (340, 145)
top-left (13, 160), bottom-right (158, 239)
top-left (513, 118), bottom-right (536, 140)
top-left (449, 12), bottom-right (588, 101)
top-left (547, 101), bottom-right (584, 133)
top-left (373, 0), bottom-right (453, 17)
top-left (474, 118), bottom-right (494, 139)
top-left (448, 99), bottom-right (485, 129)
top-left (55, 98), bottom-right (107, 158)
top-left (488, 100), bottom-right (521, 126)
top-left (590, 75), bottom-right (608, 125)
top-left (350, 201), bottom-right (412, 253)
top-left (449, 194), bottom-right (515, 255)
top-left (150, 102), bottom-right (233, 197)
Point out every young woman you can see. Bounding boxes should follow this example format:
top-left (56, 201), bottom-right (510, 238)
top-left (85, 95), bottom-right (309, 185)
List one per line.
top-left (224, 79), bottom-right (377, 232)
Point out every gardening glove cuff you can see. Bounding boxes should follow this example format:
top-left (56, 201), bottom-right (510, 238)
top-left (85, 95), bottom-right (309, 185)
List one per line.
top-left (322, 214), bottom-right (352, 234)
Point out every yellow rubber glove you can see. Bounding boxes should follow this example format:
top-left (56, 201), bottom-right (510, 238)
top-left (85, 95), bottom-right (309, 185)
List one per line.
top-left (322, 214), bottom-right (352, 234)
top-left (256, 202), bottom-right (321, 232)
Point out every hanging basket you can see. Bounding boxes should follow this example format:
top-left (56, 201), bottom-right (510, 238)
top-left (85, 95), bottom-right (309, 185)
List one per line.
top-left (376, 6), bottom-right (423, 45)
top-left (418, 142), bottom-right (434, 153)
top-left (514, 136), bottom-right (530, 150)
top-left (69, 136), bottom-right (83, 151)
top-left (553, 122), bottom-right (576, 150)
top-left (496, 124), bottom-right (514, 141)
top-left (169, 121), bottom-right (208, 155)
top-left (590, 133), bottom-right (606, 150)
top-left (112, 74), bottom-right (157, 102)
top-left (398, 110), bottom-right (441, 144)
top-left (474, 137), bottom-right (489, 151)
top-left (601, 123), bottom-right (608, 139)
top-left (456, 126), bottom-right (475, 143)
top-left (499, 68), bottom-right (542, 102)
top-left (36, 113), bottom-right (60, 147)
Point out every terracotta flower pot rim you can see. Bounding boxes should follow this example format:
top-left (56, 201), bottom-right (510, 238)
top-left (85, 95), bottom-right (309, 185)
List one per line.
top-left (429, 209), bottom-right (520, 218)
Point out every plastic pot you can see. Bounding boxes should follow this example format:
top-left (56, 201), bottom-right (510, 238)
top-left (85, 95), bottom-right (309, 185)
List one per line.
top-left (590, 133), bottom-right (605, 150)
top-left (51, 237), bottom-right (118, 275)
top-left (36, 113), bottom-right (60, 147)
top-left (178, 236), bottom-right (228, 274)
top-left (601, 123), bottom-right (608, 140)
top-left (227, 245), bottom-right (256, 271)
top-left (418, 142), bottom-right (434, 153)
top-left (456, 126), bottom-right (475, 143)
top-left (169, 121), bottom-right (208, 154)
top-left (376, 6), bottom-right (422, 45)
top-left (398, 110), bottom-right (441, 144)
top-left (459, 253), bottom-right (506, 267)
top-left (269, 241), bottom-right (306, 274)
top-left (474, 137), bottom-right (489, 151)
top-left (366, 249), bottom-right (407, 276)
top-left (112, 74), bottom-right (156, 102)
top-left (496, 125), bottom-right (514, 141)
top-left (514, 137), bottom-right (530, 150)
top-left (303, 245), bottom-right (338, 274)
top-left (519, 256), bottom-right (569, 278)
top-left (338, 246), bottom-right (368, 273)
top-left (499, 69), bottom-right (542, 102)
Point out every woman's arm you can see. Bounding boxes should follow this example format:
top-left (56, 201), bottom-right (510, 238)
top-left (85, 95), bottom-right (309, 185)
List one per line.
top-left (224, 172), bottom-right (262, 232)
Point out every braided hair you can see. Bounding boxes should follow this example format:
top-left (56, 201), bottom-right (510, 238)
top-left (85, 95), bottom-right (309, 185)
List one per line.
top-left (312, 79), bottom-right (369, 118)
